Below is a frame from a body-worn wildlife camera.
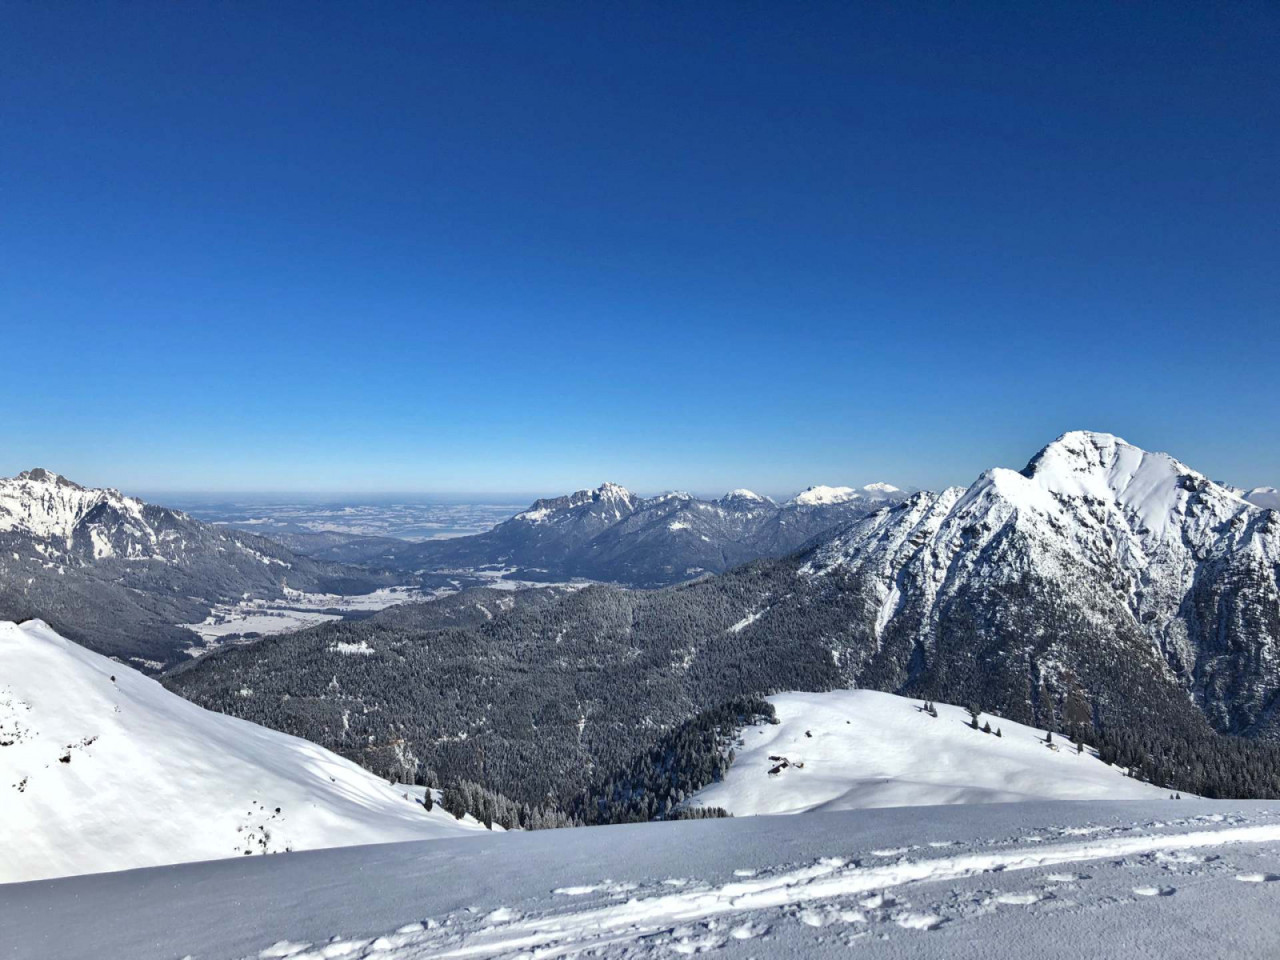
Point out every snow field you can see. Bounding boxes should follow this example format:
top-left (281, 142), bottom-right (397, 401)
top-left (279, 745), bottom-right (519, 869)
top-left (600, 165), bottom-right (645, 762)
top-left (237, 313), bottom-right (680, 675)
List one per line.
top-left (689, 690), bottom-right (1168, 816)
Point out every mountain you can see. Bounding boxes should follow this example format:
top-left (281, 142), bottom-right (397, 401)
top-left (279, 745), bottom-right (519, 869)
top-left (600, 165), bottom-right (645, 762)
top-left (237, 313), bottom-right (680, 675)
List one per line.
top-left (686, 690), bottom-right (1167, 816)
top-left (297, 480), bottom-right (908, 587)
top-left (796, 430), bottom-right (1280, 737)
top-left (169, 431), bottom-right (1280, 811)
top-left (0, 469), bottom-right (387, 668)
top-left (0, 619), bottom-right (487, 883)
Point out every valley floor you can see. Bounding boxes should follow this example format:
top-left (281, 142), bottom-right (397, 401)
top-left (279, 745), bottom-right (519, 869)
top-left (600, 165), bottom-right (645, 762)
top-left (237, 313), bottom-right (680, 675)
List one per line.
top-left (5, 800), bottom-right (1280, 959)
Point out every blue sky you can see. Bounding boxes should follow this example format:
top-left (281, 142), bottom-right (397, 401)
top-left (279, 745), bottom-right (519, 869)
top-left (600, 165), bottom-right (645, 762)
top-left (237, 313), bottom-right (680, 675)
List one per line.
top-left (2, 1), bottom-right (1277, 496)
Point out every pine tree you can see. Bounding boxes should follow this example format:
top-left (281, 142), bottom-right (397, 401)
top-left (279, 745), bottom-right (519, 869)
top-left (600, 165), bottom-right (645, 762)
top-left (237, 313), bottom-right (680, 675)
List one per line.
top-left (982, 721), bottom-right (992, 734)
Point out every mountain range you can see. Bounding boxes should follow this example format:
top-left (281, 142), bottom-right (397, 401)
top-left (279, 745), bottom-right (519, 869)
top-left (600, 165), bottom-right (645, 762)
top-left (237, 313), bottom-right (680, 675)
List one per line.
top-left (291, 481), bottom-right (908, 586)
top-left (0, 468), bottom-right (910, 668)
top-left (0, 469), bottom-right (387, 668)
top-left (169, 431), bottom-right (1280, 813)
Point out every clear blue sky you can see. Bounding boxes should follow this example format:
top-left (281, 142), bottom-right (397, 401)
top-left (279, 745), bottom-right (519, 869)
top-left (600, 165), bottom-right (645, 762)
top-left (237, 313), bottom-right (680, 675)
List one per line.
top-left (3, 1), bottom-right (1277, 496)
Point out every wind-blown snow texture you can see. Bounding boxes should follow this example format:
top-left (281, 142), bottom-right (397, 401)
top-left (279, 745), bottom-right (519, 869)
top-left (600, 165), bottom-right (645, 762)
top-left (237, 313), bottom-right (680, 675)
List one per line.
top-left (690, 690), bottom-right (1166, 815)
top-left (5, 800), bottom-right (1280, 960)
top-left (0, 620), bottom-right (484, 883)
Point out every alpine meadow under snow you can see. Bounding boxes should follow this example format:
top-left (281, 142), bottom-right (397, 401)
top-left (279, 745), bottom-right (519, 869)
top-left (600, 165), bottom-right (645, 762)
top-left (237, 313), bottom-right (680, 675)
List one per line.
top-left (687, 690), bottom-right (1168, 816)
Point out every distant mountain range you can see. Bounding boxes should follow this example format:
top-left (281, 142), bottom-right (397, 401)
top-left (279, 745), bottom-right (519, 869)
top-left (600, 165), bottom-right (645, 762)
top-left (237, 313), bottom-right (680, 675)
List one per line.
top-left (290, 480), bottom-right (909, 587)
top-left (170, 432), bottom-right (1280, 811)
top-left (0, 469), bottom-right (387, 668)
top-left (0, 467), bottom-right (912, 667)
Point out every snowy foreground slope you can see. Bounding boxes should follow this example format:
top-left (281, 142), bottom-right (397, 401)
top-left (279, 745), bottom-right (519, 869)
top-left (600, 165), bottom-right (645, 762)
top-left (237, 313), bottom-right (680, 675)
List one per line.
top-left (690, 691), bottom-right (1168, 815)
top-left (5, 800), bottom-right (1280, 959)
top-left (0, 620), bottom-right (484, 883)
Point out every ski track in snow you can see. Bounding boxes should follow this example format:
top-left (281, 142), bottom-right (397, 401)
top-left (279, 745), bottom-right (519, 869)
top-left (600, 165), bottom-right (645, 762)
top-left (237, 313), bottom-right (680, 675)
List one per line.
top-left (239, 813), bottom-right (1280, 959)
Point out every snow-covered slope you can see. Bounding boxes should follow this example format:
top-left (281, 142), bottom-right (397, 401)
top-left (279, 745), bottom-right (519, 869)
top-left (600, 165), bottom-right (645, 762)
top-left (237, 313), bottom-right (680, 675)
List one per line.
top-left (688, 691), bottom-right (1167, 816)
top-left (0, 620), bottom-right (485, 883)
top-left (8, 799), bottom-right (1280, 960)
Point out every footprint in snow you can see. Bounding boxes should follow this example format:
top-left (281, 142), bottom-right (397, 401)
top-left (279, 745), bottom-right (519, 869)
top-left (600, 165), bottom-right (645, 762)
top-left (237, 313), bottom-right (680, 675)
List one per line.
top-left (257, 943), bottom-right (312, 959)
top-left (895, 912), bottom-right (945, 931)
top-left (730, 921), bottom-right (770, 940)
top-left (394, 920), bottom-right (438, 933)
top-left (1044, 873), bottom-right (1090, 883)
top-left (1132, 886), bottom-right (1177, 897)
top-left (995, 891), bottom-right (1045, 905)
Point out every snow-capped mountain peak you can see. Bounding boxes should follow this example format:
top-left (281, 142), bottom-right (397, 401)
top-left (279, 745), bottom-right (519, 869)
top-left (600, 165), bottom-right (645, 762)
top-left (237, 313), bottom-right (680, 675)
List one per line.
top-left (800, 430), bottom-right (1280, 736)
top-left (1019, 430), bottom-right (1254, 540)
top-left (789, 485), bottom-right (862, 506)
top-left (594, 481), bottom-right (634, 505)
top-left (719, 489), bottom-right (774, 509)
top-left (0, 467), bottom-right (146, 545)
top-left (861, 482), bottom-right (901, 495)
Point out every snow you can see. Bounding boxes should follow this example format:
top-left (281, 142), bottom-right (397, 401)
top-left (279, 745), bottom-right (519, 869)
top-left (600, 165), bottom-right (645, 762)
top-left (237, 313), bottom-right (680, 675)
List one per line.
top-left (723, 489), bottom-right (769, 502)
top-left (668, 520), bottom-right (690, 531)
top-left (329, 640), bottom-right (374, 655)
top-left (727, 609), bottom-right (766, 633)
top-left (8, 799), bottom-right (1280, 960)
top-left (0, 620), bottom-right (488, 884)
top-left (182, 586), bottom-right (426, 654)
top-left (515, 506), bottom-right (553, 523)
top-left (863, 482), bottom-right (902, 494)
top-left (688, 691), bottom-right (1166, 816)
top-left (801, 432), bottom-right (1276, 688)
top-left (790, 485), bottom-right (862, 506)
top-left (0, 468), bottom-right (145, 545)
top-left (595, 481), bottom-right (634, 506)
top-left (1025, 431), bottom-right (1202, 539)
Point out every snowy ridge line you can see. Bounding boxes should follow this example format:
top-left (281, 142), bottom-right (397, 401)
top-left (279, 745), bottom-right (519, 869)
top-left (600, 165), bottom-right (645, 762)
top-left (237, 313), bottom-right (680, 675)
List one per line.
top-left (245, 821), bottom-right (1280, 959)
